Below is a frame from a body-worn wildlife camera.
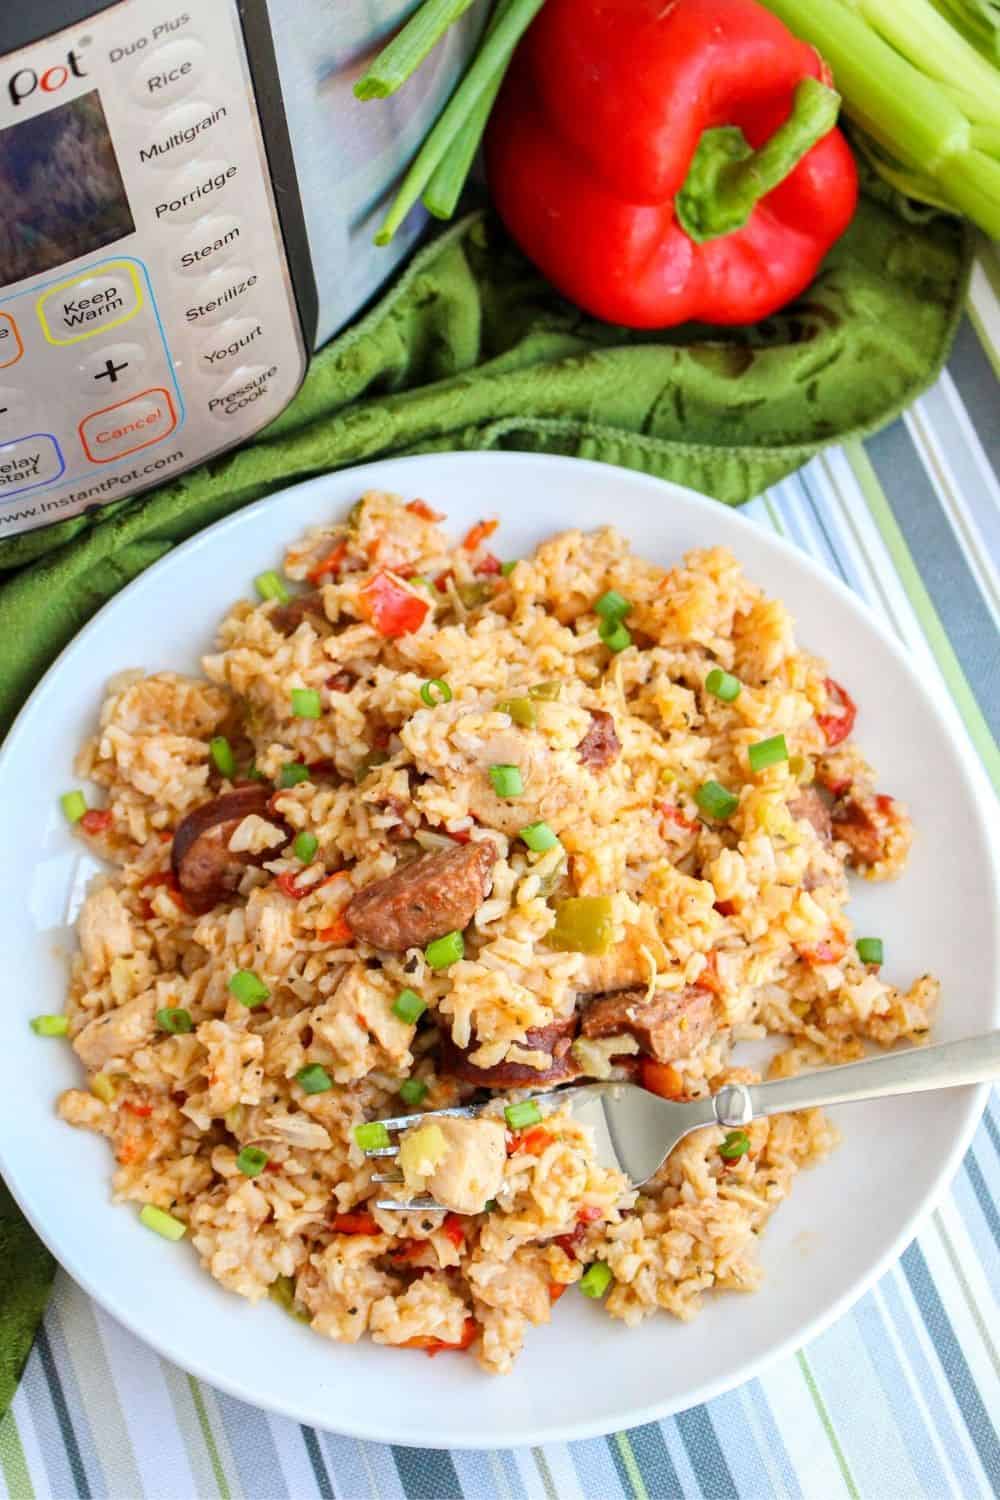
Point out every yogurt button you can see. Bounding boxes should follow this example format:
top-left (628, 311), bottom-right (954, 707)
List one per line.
top-left (196, 317), bottom-right (265, 377)
top-left (172, 214), bottom-right (244, 277)
top-left (137, 97), bottom-right (230, 169)
top-left (131, 39), bottom-right (206, 108)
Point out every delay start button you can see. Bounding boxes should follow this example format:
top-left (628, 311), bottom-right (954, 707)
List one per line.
top-left (207, 364), bottom-right (276, 421)
top-left (79, 387), bottom-right (177, 463)
top-left (0, 434), bottom-right (65, 498)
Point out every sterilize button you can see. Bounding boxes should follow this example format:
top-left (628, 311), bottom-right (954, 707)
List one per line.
top-left (0, 434), bottom-right (65, 498)
top-left (137, 98), bottom-right (230, 170)
top-left (132, 39), bottom-right (206, 109)
top-left (196, 317), bottom-right (265, 376)
top-left (79, 388), bottom-right (177, 463)
top-left (172, 215), bottom-right (244, 278)
top-left (183, 266), bottom-right (258, 326)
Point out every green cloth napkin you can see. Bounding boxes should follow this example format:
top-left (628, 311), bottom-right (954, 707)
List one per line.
top-left (0, 194), bottom-right (970, 1412)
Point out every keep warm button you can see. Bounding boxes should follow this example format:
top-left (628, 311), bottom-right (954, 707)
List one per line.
top-left (80, 387), bottom-right (177, 463)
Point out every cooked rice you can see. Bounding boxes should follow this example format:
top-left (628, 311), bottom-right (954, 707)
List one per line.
top-left (56, 491), bottom-right (937, 1372)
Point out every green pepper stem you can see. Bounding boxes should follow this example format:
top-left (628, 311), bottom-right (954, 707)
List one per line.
top-left (676, 79), bottom-right (841, 244)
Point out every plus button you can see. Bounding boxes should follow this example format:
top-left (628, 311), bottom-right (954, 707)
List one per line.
top-left (94, 357), bottom-right (129, 384)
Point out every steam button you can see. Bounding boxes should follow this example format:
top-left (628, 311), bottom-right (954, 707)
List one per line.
top-left (172, 214), bottom-right (244, 278)
top-left (132, 40), bottom-right (206, 109)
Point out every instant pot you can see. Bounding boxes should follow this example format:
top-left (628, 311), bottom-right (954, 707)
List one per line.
top-left (0, 0), bottom-right (483, 537)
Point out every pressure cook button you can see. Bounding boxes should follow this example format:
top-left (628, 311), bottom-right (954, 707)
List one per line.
top-left (79, 388), bottom-right (177, 463)
top-left (137, 98), bottom-right (230, 170)
top-left (172, 214), bottom-right (244, 278)
top-left (183, 266), bottom-right (257, 326)
top-left (154, 160), bottom-right (238, 223)
top-left (207, 364), bottom-right (276, 421)
top-left (0, 434), bottom-right (65, 497)
top-left (196, 316), bottom-right (264, 376)
top-left (77, 341), bottom-right (148, 388)
top-left (38, 264), bottom-right (143, 346)
top-left (131, 39), bottom-right (206, 108)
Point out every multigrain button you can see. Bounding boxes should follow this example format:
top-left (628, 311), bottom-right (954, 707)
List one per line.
top-left (0, 313), bottom-right (24, 369)
top-left (131, 39), bottom-right (206, 108)
top-left (172, 214), bottom-right (244, 277)
top-left (0, 434), bottom-right (64, 497)
top-left (137, 97), bottom-right (231, 170)
top-left (79, 387), bottom-right (177, 463)
top-left (38, 263), bottom-right (142, 345)
top-left (206, 364), bottom-right (275, 421)
top-left (183, 266), bottom-right (258, 326)
top-left (154, 159), bottom-right (238, 223)
top-left (196, 316), bottom-right (264, 376)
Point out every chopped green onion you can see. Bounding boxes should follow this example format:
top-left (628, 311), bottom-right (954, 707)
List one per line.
top-left (748, 734), bottom-right (789, 773)
top-left (354, 0), bottom-right (475, 99)
top-left (60, 790), bottom-right (87, 823)
top-left (156, 1007), bottom-right (193, 1034)
top-left (520, 820), bottom-right (558, 852)
top-left (228, 970), bottom-right (270, 1008)
top-left (209, 736), bottom-right (236, 777)
top-left (269, 1273), bottom-right (309, 1321)
top-left (355, 750), bottom-right (389, 783)
top-left (399, 1077), bottom-right (428, 1107)
top-left (296, 1064), bottom-right (333, 1095)
top-left (420, 678), bottom-right (453, 707)
top-left (695, 780), bottom-right (739, 820)
top-left (279, 763), bottom-right (311, 788)
top-left (719, 1129), bottom-right (751, 1161)
top-left (594, 589), bottom-right (632, 622)
top-left (504, 1099), bottom-right (542, 1130)
top-left (857, 937), bottom-right (884, 966)
top-left (255, 570), bottom-right (290, 604)
top-left (392, 988), bottom-right (427, 1024)
top-left (425, 930), bottom-right (464, 969)
top-left (599, 617), bottom-right (632, 653)
top-left (355, 1121), bottom-right (391, 1151)
top-left (500, 560), bottom-right (519, 577)
top-left (236, 1146), bottom-right (269, 1178)
top-left (489, 763), bottom-right (524, 797)
top-left (293, 831), bottom-right (318, 863)
top-left (705, 668), bottom-right (741, 703)
top-left (245, 764), bottom-right (265, 782)
top-left (528, 681), bottom-right (561, 701)
top-left (139, 1204), bottom-right (187, 1241)
top-left (30, 1014), bottom-right (68, 1037)
top-left (498, 697), bottom-right (536, 728)
top-left (579, 1262), bottom-right (613, 1299)
top-left (291, 688), bottom-right (321, 720)
top-left (550, 895), bottom-right (614, 955)
top-left (483, 1198), bottom-right (498, 1212)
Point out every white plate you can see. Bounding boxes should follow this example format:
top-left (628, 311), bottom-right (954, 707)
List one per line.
top-left (1, 452), bottom-right (996, 1449)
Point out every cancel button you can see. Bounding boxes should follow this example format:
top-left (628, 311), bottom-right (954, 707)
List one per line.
top-left (80, 387), bottom-right (177, 463)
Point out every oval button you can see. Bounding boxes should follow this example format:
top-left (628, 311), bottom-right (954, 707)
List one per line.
top-left (131, 39), bottom-right (206, 109)
top-left (206, 363), bottom-right (275, 421)
top-left (77, 341), bottom-right (149, 390)
top-left (0, 386), bottom-right (33, 429)
top-left (37, 266), bottom-right (142, 345)
top-left (137, 97), bottom-right (230, 169)
top-left (171, 214), bottom-right (244, 277)
top-left (153, 159), bottom-right (238, 223)
top-left (182, 266), bottom-right (258, 326)
top-left (196, 316), bottom-right (264, 377)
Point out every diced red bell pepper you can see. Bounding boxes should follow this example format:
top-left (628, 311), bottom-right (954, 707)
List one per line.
top-left (639, 1058), bottom-right (685, 1099)
top-left (434, 570), bottom-right (453, 593)
top-left (307, 540), bottom-right (348, 585)
top-left (276, 870), bottom-right (312, 901)
top-left (123, 1100), bottom-right (153, 1118)
top-left (715, 900), bottom-right (736, 917)
top-left (358, 570), bottom-right (430, 639)
top-left (476, 553), bottom-right (502, 577)
top-left (390, 1239), bottom-right (430, 1263)
top-left (330, 1211), bottom-right (380, 1235)
top-left (401, 1316), bottom-right (478, 1355)
top-left (549, 1282), bottom-right (568, 1303)
top-left (442, 1214), bottom-right (466, 1249)
top-left (659, 802), bottom-right (698, 833)
top-left (799, 934), bottom-right (848, 966)
top-left (695, 950), bottom-right (723, 995)
top-left (817, 677), bottom-right (857, 747)
top-left (317, 913), bottom-right (353, 944)
top-left (462, 519), bottom-right (498, 551)
top-left (448, 828), bottom-right (472, 844)
top-left (406, 499), bottom-right (444, 522)
top-left (80, 808), bottom-right (113, 835)
top-left (875, 794), bottom-right (895, 814)
top-left (141, 870), bottom-right (188, 915)
top-left (507, 1126), bottom-right (554, 1156)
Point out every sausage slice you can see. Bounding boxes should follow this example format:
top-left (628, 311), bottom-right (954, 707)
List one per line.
top-left (581, 986), bottom-right (714, 1062)
top-left (831, 795), bottom-right (895, 868)
top-left (171, 787), bottom-right (287, 913)
top-left (439, 1014), bottom-right (578, 1087)
top-left (267, 591), bottom-right (327, 637)
top-left (345, 841), bottom-right (495, 951)
top-left (788, 787), bottom-right (832, 843)
top-left (577, 709), bottom-right (620, 771)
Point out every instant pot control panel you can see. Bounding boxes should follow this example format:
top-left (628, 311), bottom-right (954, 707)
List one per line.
top-left (0, 0), bottom-right (309, 537)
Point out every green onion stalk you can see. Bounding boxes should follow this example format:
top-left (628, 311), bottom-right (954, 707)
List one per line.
top-left (761, 0), bottom-right (1000, 236)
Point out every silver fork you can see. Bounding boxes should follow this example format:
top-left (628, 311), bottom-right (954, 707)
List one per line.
top-left (365, 1031), bottom-right (1000, 1211)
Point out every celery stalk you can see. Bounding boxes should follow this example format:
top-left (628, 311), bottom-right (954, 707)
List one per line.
top-left (848, 0), bottom-right (1000, 127)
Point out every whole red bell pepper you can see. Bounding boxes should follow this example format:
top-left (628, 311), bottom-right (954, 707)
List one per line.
top-left (485, 0), bottom-right (858, 328)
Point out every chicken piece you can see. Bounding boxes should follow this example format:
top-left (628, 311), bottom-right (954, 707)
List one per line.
top-left (467, 1247), bottom-right (554, 1323)
top-left (575, 922), bottom-right (666, 995)
top-left (77, 883), bottom-right (134, 981)
top-left (581, 985), bottom-right (714, 1062)
top-left (424, 1116), bottom-right (507, 1216)
top-left (345, 842), bottom-right (495, 950)
top-left (464, 727), bottom-right (578, 837)
top-left (73, 990), bottom-right (158, 1070)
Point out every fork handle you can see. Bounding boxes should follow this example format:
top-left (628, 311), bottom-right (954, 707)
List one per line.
top-left (711, 1032), bottom-right (1000, 1130)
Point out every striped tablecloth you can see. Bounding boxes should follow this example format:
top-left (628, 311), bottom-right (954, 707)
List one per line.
top-left (2, 267), bottom-right (998, 1500)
